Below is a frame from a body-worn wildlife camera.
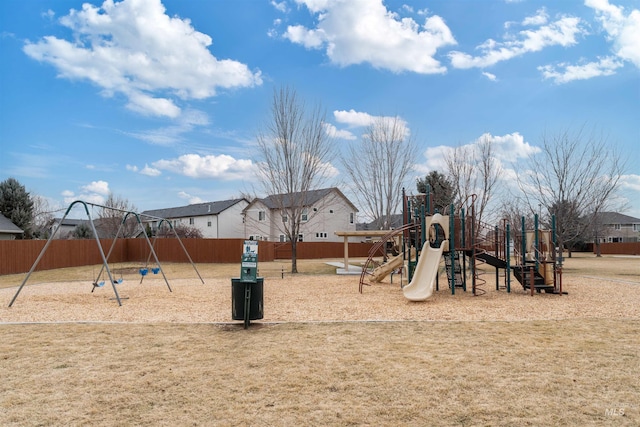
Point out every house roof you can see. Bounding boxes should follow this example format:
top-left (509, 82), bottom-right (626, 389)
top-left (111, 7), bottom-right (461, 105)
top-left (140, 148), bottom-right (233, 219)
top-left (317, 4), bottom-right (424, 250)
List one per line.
top-left (141, 198), bottom-right (248, 220)
top-left (596, 211), bottom-right (640, 225)
top-left (0, 213), bottom-right (24, 234)
top-left (357, 213), bottom-right (404, 231)
top-left (50, 217), bottom-right (116, 239)
top-left (247, 187), bottom-right (358, 212)
top-left (54, 218), bottom-right (86, 227)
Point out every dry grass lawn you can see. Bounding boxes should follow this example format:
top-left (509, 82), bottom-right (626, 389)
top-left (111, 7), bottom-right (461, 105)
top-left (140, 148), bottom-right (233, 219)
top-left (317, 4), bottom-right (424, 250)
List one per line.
top-left (1, 253), bottom-right (639, 426)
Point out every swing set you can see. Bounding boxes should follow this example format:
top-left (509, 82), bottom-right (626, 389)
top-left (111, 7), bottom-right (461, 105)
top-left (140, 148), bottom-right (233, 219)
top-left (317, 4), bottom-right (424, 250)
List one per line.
top-left (9, 200), bottom-right (203, 307)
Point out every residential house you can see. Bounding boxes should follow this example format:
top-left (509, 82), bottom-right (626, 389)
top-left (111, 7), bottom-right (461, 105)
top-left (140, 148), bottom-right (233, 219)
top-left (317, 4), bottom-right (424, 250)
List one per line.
top-left (50, 218), bottom-right (86, 239)
top-left (49, 217), bottom-right (122, 239)
top-left (356, 213), bottom-right (404, 231)
top-left (594, 212), bottom-right (640, 243)
top-left (141, 198), bottom-right (248, 238)
top-left (0, 214), bottom-right (23, 240)
top-left (243, 187), bottom-right (358, 242)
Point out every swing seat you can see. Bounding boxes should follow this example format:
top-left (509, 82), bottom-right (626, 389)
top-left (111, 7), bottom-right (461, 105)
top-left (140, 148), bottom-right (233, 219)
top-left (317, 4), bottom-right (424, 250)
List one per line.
top-left (152, 268), bottom-right (160, 274)
top-left (96, 281), bottom-right (105, 287)
top-left (115, 278), bottom-right (123, 284)
top-left (139, 268), bottom-right (148, 276)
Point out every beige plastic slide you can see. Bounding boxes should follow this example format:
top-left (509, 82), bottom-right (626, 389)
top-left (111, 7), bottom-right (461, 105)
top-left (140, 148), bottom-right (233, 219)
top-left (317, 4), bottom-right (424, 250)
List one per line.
top-left (402, 241), bottom-right (445, 301)
top-left (370, 253), bottom-right (404, 282)
top-left (402, 213), bottom-right (447, 301)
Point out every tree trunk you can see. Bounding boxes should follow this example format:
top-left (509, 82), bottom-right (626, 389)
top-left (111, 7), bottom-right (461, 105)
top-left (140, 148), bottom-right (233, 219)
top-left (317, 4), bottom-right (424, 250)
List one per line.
top-left (290, 240), bottom-right (298, 274)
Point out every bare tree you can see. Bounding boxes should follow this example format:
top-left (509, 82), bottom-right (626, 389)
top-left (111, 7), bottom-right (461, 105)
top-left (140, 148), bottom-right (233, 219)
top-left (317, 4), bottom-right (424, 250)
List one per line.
top-left (516, 127), bottom-right (626, 257)
top-left (98, 193), bottom-right (139, 238)
top-left (31, 195), bottom-right (56, 239)
top-left (158, 223), bottom-right (203, 239)
top-left (255, 86), bottom-right (335, 273)
top-left (444, 135), bottom-right (501, 224)
top-left (342, 115), bottom-right (417, 227)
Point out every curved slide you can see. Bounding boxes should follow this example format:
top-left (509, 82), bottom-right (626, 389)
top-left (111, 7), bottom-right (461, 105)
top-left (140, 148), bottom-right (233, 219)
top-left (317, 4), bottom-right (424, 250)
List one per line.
top-left (402, 240), bottom-right (445, 301)
top-left (370, 253), bottom-right (404, 282)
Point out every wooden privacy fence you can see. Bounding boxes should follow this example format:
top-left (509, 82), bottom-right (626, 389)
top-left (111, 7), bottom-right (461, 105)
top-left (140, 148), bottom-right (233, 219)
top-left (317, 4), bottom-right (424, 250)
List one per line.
top-left (274, 241), bottom-right (374, 260)
top-left (594, 242), bottom-right (640, 255)
top-left (0, 239), bottom-right (127, 275)
top-left (0, 238), bottom-right (375, 275)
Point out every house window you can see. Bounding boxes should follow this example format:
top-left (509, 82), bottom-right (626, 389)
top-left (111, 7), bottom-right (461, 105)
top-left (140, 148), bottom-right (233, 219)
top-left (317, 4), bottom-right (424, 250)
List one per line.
top-left (315, 232), bottom-right (327, 239)
top-left (189, 218), bottom-right (194, 225)
top-left (633, 224), bottom-right (639, 232)
top-left (350, 212), bottom-right (354, 224)
top-left (207, 221), bottom-right (212, 227)
top-left (614, 224), bottom-right (621, 230)
top-left (301, 209), bottom-right (308, 222)
top-left (282, 215), bottom-right (288, 223)
top-left (279, 235), bottom-right (286, 242)
top-left (298, 234), bottom-right (304, 242)
top-left (259, 211), bottom-right (265, 221)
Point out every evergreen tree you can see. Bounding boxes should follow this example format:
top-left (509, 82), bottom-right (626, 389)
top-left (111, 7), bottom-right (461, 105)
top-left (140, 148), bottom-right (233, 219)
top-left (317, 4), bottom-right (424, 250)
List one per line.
top-left (71, 223), bottom-right (94, 239)
top-left (416, 171), bottom-right (456, 214)
top-left (0, 178), bottom-right (34, 239)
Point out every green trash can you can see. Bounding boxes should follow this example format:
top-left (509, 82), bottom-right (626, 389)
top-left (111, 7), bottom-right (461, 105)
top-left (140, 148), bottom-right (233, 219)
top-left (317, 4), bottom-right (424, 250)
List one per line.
top-left (231, 278), bottom-right (264, 322)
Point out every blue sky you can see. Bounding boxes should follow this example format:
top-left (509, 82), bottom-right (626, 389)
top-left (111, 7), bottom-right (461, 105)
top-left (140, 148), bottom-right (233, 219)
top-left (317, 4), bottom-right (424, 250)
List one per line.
top-left (1, 0), bottom-right (639, 220)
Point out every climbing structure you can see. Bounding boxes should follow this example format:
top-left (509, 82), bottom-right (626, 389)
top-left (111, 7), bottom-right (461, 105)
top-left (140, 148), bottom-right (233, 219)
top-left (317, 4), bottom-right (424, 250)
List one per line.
top-left (359, 189), bottom-right (562, 297)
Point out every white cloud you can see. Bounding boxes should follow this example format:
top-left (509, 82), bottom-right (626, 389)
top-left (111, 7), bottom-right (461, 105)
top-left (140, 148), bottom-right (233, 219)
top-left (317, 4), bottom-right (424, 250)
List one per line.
top-left (586, 0), bottom-right (640, 67)
top-left (402, 5), bottom-right (414, 14)
top-left (334, 109), bottom-right (377, 127)
top-left (140, 165), bottom-right (162, 177)
top-left (421, 132), bottom-right (539, 172)
top-left (271, 1), bottom-right (288, 13)
top-left (178, 191), bottom-right (204, 204)
top-left (333, 109), bottom-right (410, 139)
top-left (153, 154), bottom-right (254, 180)
top-left (23, 0), bottom-right (262, 118)
top-left (82, 180), bottom-right (110, 195)
top-left (126, 109), bottom-right (210, 145)
top-left (522, 8), bottom-right (549, 26)
top-left (284, 0), bottom-right (456, 74)
top-left (482, 71), bottom-right (498, 81)
top-left (42, 9), bottom-right (55, 20)
top-left (323, 123), bottom-right (356, 140)
top-left (538, 56), bottom-right (623, 83)
top-left (482, 132), bottom-right (540, 160)
top-left (126, 165), bottom-right (138, 172)
top-left (63, 180), bottom-right (110, 205)
top-left (449, 15), bottom-right (585, 69)
top-left (620, 174), bottom-right (640, 191)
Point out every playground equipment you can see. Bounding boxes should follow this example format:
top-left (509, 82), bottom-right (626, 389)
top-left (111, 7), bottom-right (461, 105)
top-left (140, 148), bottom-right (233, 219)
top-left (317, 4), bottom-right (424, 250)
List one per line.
top-left (402, 214), bottom-right (447, 301)
top-left (8, 200), bottom-right (203, 307)
top-left (92, 210), bottom-right (173, 299)
top-left (359, 188), bottom-right (563, 300)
